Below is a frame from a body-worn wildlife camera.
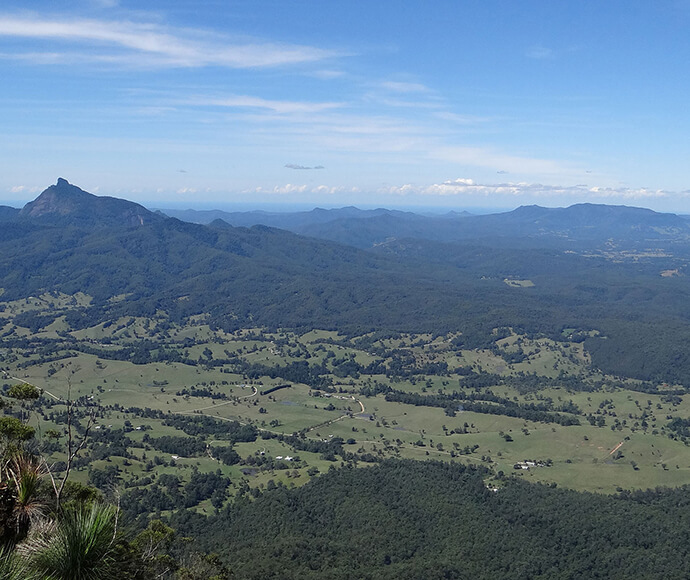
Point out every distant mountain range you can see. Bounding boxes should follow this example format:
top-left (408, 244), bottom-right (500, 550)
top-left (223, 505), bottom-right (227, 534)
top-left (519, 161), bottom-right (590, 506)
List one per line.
top-left (160, 201), bottom-right (690, 250)
top-left (4, 179), bottom-right (690, 384)
top-left (160, 206), bottom-right (420, 230)
top-left (5, 179), bottom-right (689, 249)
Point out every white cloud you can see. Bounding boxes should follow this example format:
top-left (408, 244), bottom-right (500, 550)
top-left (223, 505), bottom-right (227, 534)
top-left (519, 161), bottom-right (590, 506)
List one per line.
top-left (362, 80), bottom-right (440, 110)
top-left (376, 97), bottom-right (442, 109)
top-left (434, 111), bottom-right (490, 124)
top-left (90, 0), bottom-right (119, 7)
top-left (380, 81), bottom-right (430, 93)
top-left (380, 179), bottom-right (673, 202)
top-left (270, 184), bottom-right (307, 194)
top-left (526, 45), bottom-right (555, 60)
top-left (379, 183), bottom-right (416, 196)
top-left (9, 185), bottom-right (40, 194)
top-left (311, 185), bottom-right (361, 195)
top-left (0, 15), bottom-right (339, 68)
top-left (190, 95), bottom-right (344, 114)
top-left (245, 184), bottom-right (361, 196)
top-left (310, 69), bottom-right (345, 80)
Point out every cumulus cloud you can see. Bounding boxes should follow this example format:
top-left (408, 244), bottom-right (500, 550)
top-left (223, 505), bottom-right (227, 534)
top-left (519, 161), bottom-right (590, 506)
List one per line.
top-left (263, 183), bottom-right (307, 194)
top-left (246, 183), bottom-right (360, 196)
top-left (311, 185), bottom-right (360, 195)
top-left (0, 15), bottom-right (339, 69)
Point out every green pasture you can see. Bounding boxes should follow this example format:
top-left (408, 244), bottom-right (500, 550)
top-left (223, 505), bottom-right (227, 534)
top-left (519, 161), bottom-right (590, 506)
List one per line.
top-left (7, 299), bottom-right (690, 497)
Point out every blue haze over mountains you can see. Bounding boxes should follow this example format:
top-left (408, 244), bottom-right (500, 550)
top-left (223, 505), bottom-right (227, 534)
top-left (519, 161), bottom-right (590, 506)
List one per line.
top-left (5, 178), bottom-right (690, 385)
top-left (2, 179), bottom-right (689, 252)
top-left (161, 200), bottom-right (690, 251)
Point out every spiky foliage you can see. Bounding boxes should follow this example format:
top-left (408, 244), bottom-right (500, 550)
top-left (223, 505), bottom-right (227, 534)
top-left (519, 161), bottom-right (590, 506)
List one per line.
top-left (0, 451), bottom-right (45, 546)
top-left (0, 545), bottom-right (29, 580)
top-left (24, 503), bottom-right (119, 580)
top-left (7, 455), bottom-right (45, 543)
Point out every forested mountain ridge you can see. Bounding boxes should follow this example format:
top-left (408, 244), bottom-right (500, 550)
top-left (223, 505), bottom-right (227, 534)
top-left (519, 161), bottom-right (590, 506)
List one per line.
top-left (0, 205), bottom-right (19, 221)
top-left (160, 205), bottom-right (414, 230)
top-left (162, 201), bottom-right (690, 250)
top-left (3, 180), bottom-right (690, 383)
top-left (297, 203), bottom-right (690, 250)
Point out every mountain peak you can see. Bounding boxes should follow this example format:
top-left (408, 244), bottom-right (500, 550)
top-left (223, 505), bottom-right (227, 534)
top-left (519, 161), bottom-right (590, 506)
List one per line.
top-left (18, 179), bottom-right (162, 227)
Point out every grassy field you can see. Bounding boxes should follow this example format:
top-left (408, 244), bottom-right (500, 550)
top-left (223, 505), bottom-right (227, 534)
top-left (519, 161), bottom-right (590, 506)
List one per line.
top-left (3, 292), bottom-right (690, 503)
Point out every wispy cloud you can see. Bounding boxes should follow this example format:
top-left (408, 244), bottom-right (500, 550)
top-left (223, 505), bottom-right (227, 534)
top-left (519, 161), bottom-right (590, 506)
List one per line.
top-left (285, 164), bottom-right (324, 170)
top-left (362, 80), bottom-right (441, 110)
top-left (526, 45), bottom-right (555, 60)
top-left (375, 97), bottom-right (442, 109)
top-left (0, 15), bottom-right (340, 68)
top-left (379, 81), bottom-right (430, 93)
top-left (434, 111), bottom-right (490, 124)
top-left (10, 185), bottom-right (40, 194)
top-left (90, 0), bottom-right (120, 7)
top-left (310, 69), bottom-right (346, 80)
top-left (188, 95), bottom-right (344, 114)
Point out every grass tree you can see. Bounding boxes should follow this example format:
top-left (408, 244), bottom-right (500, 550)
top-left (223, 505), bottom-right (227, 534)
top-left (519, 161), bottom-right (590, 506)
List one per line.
top-left (0, 545), bottom-right (28, 580)
top-left (4, 454), bottom-right (46, 544)
top-left (22, 503), bottom-right (120, 580)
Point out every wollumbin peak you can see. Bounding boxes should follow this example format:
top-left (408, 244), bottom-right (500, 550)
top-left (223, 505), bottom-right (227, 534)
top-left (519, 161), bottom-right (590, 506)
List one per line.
top-left (18, 179), bottom-right (162, 227)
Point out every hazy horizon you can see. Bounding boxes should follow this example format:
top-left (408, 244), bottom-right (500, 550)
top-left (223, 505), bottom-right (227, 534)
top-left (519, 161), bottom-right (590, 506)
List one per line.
top-left (3, 2), bottom-right (690, 211)
top-left (7, 176), bottom-right (690, 217)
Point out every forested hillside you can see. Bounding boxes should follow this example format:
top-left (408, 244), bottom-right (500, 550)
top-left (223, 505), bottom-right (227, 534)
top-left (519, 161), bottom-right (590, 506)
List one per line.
top-left (171, 460), bottom-right (690, 579)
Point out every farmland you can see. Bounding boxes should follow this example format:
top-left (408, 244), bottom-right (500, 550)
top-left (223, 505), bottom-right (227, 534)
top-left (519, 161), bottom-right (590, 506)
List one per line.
top-left (4, 291), bottom-right (690, 513)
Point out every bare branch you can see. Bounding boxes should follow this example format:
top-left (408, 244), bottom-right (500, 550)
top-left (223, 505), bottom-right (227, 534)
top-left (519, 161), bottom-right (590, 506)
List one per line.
top-left (51, 378), bottom-right (98, 510)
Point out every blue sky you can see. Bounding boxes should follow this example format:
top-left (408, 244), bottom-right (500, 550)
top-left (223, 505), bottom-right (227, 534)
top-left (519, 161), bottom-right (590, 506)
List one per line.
top-left (2, 1), bottom-right (690, 211)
